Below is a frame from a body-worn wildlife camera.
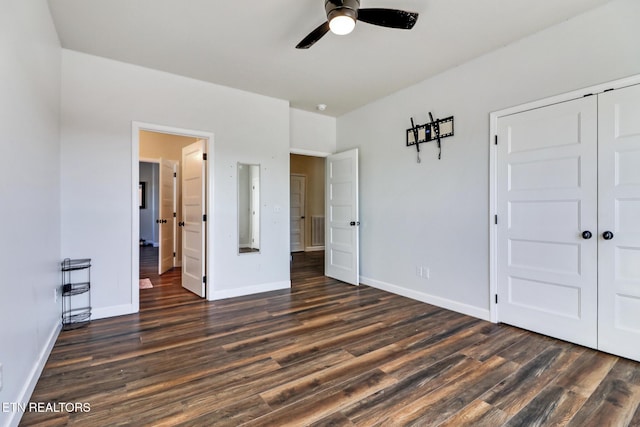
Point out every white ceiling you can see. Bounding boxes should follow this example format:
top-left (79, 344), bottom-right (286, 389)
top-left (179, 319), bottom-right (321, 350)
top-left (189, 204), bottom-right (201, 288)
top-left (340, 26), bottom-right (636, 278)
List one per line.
top-left (47, 0), bottom-right (612, 116)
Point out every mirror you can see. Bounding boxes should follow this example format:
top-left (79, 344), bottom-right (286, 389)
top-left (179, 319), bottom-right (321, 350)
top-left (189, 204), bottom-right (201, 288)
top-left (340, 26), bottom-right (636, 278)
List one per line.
top-left (238, 163), bottom-right (260, 254)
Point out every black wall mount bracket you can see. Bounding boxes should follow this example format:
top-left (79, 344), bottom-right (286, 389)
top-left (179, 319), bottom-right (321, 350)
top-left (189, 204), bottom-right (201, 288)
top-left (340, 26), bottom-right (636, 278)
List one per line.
top-left (406, 114), bottom-right (454, 163)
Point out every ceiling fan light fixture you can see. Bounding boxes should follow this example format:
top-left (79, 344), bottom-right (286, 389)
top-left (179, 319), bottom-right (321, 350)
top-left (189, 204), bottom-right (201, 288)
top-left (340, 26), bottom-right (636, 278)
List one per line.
top-left (297, 0), bottom-right (417, 49)
top-left (329, 14), bottom-right (356, 35)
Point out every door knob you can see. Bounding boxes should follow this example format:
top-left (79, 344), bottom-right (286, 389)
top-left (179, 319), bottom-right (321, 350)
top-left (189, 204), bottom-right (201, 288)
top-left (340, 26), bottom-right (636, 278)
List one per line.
top-left (603, 231), bottom-right (614, 240)
top-left (301, 216), bottom-right (305, 219)
top-left (162, 219), bottom-right (167, 224)
top-left (178, 221), bottom-right (185, 227)
top-left (349, 221), bottom-right (360, 226)
top-left (581, 231), bottom-right (592, 239)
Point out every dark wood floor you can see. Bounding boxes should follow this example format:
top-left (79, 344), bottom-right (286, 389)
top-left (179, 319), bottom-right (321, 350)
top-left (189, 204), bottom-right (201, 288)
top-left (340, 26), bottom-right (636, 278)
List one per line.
top-left (21, 249), bottom-right (640, 426)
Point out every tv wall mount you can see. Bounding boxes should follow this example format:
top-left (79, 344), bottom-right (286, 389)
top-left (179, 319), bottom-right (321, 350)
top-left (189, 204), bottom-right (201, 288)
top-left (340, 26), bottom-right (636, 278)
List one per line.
top-left (406, 113), bottom-right (454, 163)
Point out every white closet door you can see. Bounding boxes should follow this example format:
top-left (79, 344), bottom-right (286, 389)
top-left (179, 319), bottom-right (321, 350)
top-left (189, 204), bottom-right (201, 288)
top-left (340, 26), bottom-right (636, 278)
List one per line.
top-left (496, 96), bottom-right (598, 348)
top-left (598, 84), bottom-right (640, 361)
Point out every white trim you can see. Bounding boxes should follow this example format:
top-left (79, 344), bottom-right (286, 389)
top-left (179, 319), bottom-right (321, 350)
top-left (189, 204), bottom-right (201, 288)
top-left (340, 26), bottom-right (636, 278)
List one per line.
top-left (209, 280), bottom-right (291, 301)
top-left (8, 321), bottom-right (61, 427)
top-left (290, 148), bottom-right (331, 157)
top-left (488, 73), bottom-right (640, 324)
top-left (132, 122), bottom-right (215, 313)
top-left (305, 246), bottom-right (325, 252)
top-left (493, 74), bottom-right (640, 118)
top-left (361, 276), bottom-right (491, 321)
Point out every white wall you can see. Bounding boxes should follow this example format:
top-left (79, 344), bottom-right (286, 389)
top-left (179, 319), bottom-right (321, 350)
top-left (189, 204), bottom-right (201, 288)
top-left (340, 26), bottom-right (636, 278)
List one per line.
top-left (0, 1), bottom-right (61, 426)
top-left (290, 108), bottom-right (336, 155)
top-left (60, 49), bottom-right (291, 315)
top-left (337, 0), bottom-right (640, 320)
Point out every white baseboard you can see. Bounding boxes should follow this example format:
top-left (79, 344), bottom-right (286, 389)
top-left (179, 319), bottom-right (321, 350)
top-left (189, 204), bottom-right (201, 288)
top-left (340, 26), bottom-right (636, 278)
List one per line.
top-left (305, 246), bottom-right (325, 252)
top-left (7, 320), bottom-right (61, 427)
top-left (360, 276), bottom-right (491, 321)
top-left (208, 280), bottom-right (291, 301)
top-left (91, 304), bottom-right (136, 320)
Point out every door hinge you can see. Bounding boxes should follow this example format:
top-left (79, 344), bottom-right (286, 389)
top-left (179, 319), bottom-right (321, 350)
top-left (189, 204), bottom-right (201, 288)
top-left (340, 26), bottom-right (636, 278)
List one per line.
top-left (203, 214), bottom-right (207, 222)
top-left (494, 135), bottom-right (498, 145)
top-left (203, 276), bottom-right (206, 284)
top-left (173, 252), bottom-right (176, 257)
top-left (494, 215), bottom-right (498, 225)
top-left (495, 294), bottom-right (498, 304)
top-left (173, 212), bottom-right (176, 218)
top-left (203, 153), bottom-right (207, 161)
top-left (173, 172), bottom-right (177, 177)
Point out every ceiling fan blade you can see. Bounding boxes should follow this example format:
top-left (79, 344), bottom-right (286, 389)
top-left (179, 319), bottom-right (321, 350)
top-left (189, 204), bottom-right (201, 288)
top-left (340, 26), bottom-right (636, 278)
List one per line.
top-left (357, 8), bottom-right (419, 29)
top-left (296, 21), bottom-right (331, 49)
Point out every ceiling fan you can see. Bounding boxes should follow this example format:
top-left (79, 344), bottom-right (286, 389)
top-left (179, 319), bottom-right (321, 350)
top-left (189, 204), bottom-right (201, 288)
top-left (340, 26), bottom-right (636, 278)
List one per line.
top-left (296, 0), bottom-right (419, 49)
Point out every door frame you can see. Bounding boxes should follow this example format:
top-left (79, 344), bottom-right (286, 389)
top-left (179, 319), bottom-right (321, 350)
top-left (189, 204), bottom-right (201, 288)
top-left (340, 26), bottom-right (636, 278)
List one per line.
top-left (139, 157), bottom-right (163, 253)
top-left (132, 122), bottom-right (214, 311)
top-left (290, 148), bottom-right (331, 264)
top-left (139, 157), bottom-right (179, 270)
top-left (489, 74), bottom-right (640, 323)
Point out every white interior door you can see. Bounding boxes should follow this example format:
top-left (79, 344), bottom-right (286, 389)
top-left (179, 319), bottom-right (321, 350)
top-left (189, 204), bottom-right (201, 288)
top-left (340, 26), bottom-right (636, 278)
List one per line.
top-left (181, 140), bottom-right (206, 297)
top-left (290, 174), bottom-right (306, 252)
top-left (597, 84), bottom-right (640, 361)
top-left (325, 148), bottom-right (359, 285)
top-left (158, 159), bottom-right (176, 275)
top-left (496, 97), bottom-right (598, 348)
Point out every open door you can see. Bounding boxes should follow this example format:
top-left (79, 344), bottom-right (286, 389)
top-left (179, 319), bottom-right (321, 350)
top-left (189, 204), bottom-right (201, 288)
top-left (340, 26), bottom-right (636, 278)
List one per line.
top-left (290, 174), bottom-right (306, 252)
top-left (158, 158), bottom-right (176, 274)
top-left (325, 148), bottom-right (359, 285)
top-left (181, 140), bottom-right (206, 297)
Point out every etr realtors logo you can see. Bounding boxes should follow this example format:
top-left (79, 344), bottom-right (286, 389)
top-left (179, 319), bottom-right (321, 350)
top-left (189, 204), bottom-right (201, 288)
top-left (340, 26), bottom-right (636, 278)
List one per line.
top-left (2, 402), bottom-right (91, 413)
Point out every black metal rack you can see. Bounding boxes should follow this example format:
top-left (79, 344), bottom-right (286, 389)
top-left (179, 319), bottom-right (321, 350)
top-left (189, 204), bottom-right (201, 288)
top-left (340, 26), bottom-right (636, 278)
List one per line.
top-left (61, 258), bottom-right (91, 330)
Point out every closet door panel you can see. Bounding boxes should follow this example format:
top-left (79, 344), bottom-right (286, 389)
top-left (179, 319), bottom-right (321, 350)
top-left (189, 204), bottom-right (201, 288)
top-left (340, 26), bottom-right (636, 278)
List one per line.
top-left (598, 84), bottom-right (640, 361)
top-left (496, 96), bottom-right (598, 348)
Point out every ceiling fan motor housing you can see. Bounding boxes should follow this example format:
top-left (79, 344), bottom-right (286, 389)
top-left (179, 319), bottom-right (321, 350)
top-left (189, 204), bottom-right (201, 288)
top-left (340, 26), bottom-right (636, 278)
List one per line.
top-left (325, 0), bottom-right (360, 22)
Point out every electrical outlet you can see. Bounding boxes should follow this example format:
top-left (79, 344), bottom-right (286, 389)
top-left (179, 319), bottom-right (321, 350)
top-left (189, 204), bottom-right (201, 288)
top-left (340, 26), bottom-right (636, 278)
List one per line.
top-left (423, 267), bottom-right (431, 279)
top-left (416, 266), bottom-right (422, 277)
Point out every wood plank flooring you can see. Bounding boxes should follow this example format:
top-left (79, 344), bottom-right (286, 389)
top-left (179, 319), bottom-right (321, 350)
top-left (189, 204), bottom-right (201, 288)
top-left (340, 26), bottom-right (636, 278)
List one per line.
top-left (21, 249), bottom-right (640, 426)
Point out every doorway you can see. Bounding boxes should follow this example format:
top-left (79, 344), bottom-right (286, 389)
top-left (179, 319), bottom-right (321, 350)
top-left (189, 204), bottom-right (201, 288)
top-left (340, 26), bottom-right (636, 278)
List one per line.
top-left (139, 158), bottom-right (178, 275)
top-left (290, 154), bottom-right (326, 254)
top-left (289, 150), bottom-right (361, 286)
top-left (132, 122), bottom-right (214, 312)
